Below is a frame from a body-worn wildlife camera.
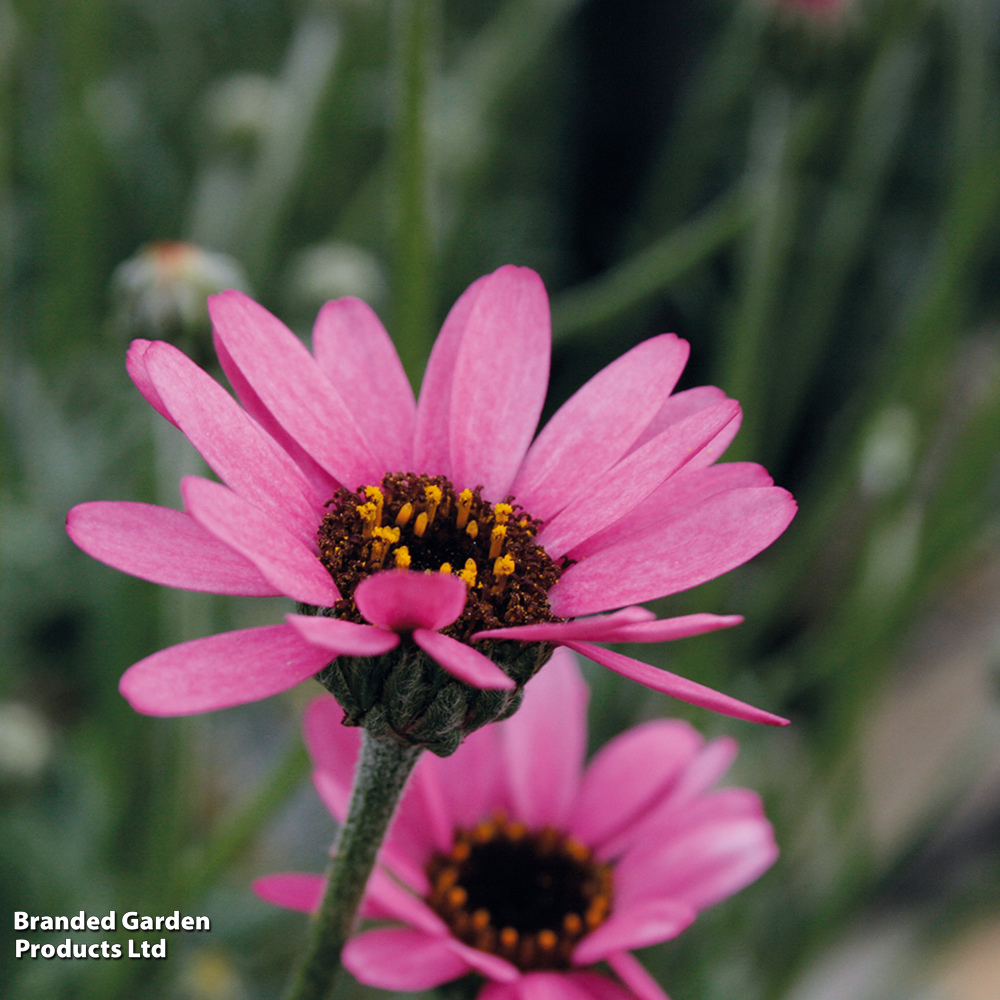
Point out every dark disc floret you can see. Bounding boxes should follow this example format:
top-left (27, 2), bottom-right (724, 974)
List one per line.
top-left (317, 472), bottom-right (566, 643)
top-left (426, 813), bottom-right (613, 971)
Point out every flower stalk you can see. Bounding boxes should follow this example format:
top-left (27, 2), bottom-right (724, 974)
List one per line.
top-left (282, 731), bottom-right (423, 1000)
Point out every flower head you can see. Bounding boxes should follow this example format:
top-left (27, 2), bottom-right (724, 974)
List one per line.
top-left (255, 650), bottom-right (779, 998)
top-left (67, 265), bottom-right (795, 747)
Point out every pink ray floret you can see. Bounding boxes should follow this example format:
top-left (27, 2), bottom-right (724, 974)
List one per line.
top-left (66, 264), bottom-right (795, 721)
top-left (254, 650), bottom-right (779, 999)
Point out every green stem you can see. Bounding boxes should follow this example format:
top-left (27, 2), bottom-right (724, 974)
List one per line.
top-left (283, 733), bottom-right (423, 1000)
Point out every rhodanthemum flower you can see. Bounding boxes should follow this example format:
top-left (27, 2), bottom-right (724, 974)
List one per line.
top-left (255, 650), bottom-right (779, 999)
top-left (67, 265), bottom-right (795, 749)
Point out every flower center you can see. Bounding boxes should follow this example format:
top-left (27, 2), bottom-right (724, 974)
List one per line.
top-left (317, 473), bottom-right (564, 643)
top-left (426, 813), bottom-right (613, 971)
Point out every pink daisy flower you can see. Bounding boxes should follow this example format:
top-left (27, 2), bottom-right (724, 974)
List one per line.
top-left (67, 265), bottom-right (795, 733)
top-left (255, 650), bottom-right (779, 999)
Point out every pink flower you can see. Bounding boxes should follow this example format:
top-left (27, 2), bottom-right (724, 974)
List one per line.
top-left (67, 265), bottom-right (795, 725)
top-left (254, 650), bottom-right (779, 999)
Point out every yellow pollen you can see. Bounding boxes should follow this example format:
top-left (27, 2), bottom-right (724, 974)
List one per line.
top-left (489, 524), bottom-right (507, 559)
top-left (355, 501), bottom-right (377, 538)
top-left (563, 913), bottom-right (583, 936)
top-left (493, 553), bottom-right (515, 578)
top-left (465, 520), bottom-right (479, 540)
top-left (395, 502), bottom-right (414, 526)
top-left (447, 886), bottom-right (468, 908)
top-left (564, 837), bottom-right (591, 863)
top-left (394, 546), bottom-right (411, 569)
top-left (458, 560), bottom-right (477, 588)
top-left (585, 896), bottom-right (609, 929)
top-left (471, 909), bottom-right (491, 932)
top-left (364, 485), bottom-right (384, 525)
top-left (370, 526), bottom-right (401, 568)
top-left (493, 503), bottom-right (513, 525)
top-left (537, 930), bottom-right (557, 951)
top-left (424, 485), bottom-right (443, 524)
top-left (450, 841), bottom-right (471, 863)
top-left (435, 867), bottom-right (459, 893)
top-left (473, 819), bottom-right (497, 843)
top-left (414, 511), bottom-right (429, 538)
top-left (438, 562), bottom-right (453, 575)
top-left (456, 488), bottom-right (474, 529)
top-left (505, 821), bottom-right (527, 841)
top-left (500, 927), bottom-right (518, 950)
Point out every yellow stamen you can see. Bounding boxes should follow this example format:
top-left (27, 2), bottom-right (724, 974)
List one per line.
top-left (355, 501), bottom-right (377, 538)
top-left (465, 520), bottom-right (478, 540)
top-left (563, 913), bottom-right (583, 936)
top-left (456, 488), bottom-right (474, 529)
top-left (493, 503), bottom-right (513, 525)
top-left (563, 837), bottom-right (591, 863)
top-left (499, 927), bottom-right (518, 950)
top-left (449, 841), bottom-right (471, 863)
top-left (435, 867), bottom-right (459, 893)
top-left (394, 546), bottom-right (411, 569)
top-left (364, 485), bottom-right (384, 526)
top-left (458, 559), bottom-right (477, 588)
top-left (471, 909), bottom-right (491, 932)
top-left (489, 524), bottom-right (507, 559)
top-left (438, 562), bottom-right (453, 575)
top-left (493, 553), bottom-right (515, 578)
top-left (414, 511), bottom-right (429, 538)
top-left (370, 526), bottom-right (401, 568)
top-left (424, 485), bottom-right (443, 524)
top-left (395, 502), bottom-right (414, 527)
top-left (537, 930), bottom-right (557, 952)
top-left (447, 886), bottom-right (468, 909)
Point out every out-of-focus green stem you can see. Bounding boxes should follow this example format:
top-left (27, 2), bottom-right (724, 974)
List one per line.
top-left (391, 0), bottom-right (435, 386)
top-left (176, 737), bottom-right (310, 903)
top-left (717, 86), bottom-right (795, 463)
top-left (283, 733), bottom-right (422, 1000)
top-left (550, 188), bottom-right (751, 340)
top-left (768, 36), bottom-right (927, 463)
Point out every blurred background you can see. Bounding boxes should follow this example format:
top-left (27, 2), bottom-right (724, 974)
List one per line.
top-left (2, 0), bottom-right (1000, 997)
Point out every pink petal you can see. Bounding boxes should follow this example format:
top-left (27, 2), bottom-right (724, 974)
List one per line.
top-left (412, 629), bottom-right (516, 689)
top-left (501, 647), bottom-right (588, 829)
top-left (549, 486), bottom-right (797, 616)
top-left (142, 339), bottom-right (323, 542)
top-left (342, 927), bottom-right (470, 991)
top-left (536, 399), bottom-right (740, 559)
top-left (473, 611), bottom-right (740, 645)
top-left (512, 334), bottom-right (690, 523)
top-left (572, 899), bottom-right (696, 964)
top-left (286, 614), bottom-right (400, 657)
top-left (569, 720), bottom-right (704, 854)
top-left (487, 973), bottom-right (599, 1000)
top-left (303, 695), bottom-right (361, 821)
top-left (363, 867), bottom-right (444, 932)
top-left (426, 720), bottom-right (505, 829)
top-left (442, 937), bottom-right (520, 983)
top-left (312, 297), bottom-right (416, 472)
top-left (252, 873), bottom-right (325, 913)
top-left (569, 461), bottom-right (774, 560)
top-left (354, 569), bottom-right (468, 632)
top-left (213, 331), bottom-right (339, 499)
top-left (67, 501), bottom-right (281, 596)
top-left (415, 271), bottom-right (492, 479)
top-left (605, 953), bottom-right (672, 1000)
top-left (382, 754), bottom-right (455, 876)
top-left (629, 385), bottom-right (728, 451)
top-left (126, 339), bottom-right (176, 426)
top-left (563, 642), bottom-right (788, 726)
top-left (119, 624), bottom-right (330, 715)
top-left (208, 290), bottom-right (383, 488)
top-left (447, 266), bottom-right (551, 500)
top-left (616, 807), bottom-right (778, 912)
top-left (181, 476), bottom-right (338, 607)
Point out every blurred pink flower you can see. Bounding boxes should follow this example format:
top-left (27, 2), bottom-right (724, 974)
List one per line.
top-left (67, 265), bottom-right (794, 723)
top-left (255, 650), bottom-right (779, 999)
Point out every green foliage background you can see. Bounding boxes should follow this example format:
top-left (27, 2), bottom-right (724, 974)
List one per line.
top-left (2, 0), bottom-right (1000, 997)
